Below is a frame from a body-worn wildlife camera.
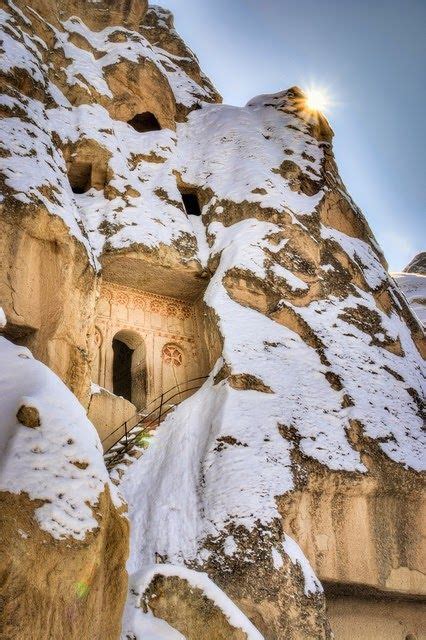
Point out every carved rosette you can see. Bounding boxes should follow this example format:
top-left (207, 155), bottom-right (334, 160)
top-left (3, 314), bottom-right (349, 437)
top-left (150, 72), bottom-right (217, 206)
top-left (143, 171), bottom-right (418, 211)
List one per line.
top-left (162, 344), bottom-right (183, 367)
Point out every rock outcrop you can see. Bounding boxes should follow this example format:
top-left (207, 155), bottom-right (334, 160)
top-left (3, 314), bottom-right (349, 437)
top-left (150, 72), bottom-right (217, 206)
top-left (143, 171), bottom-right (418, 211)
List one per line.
top-left (0, 330), bottom-right (128, 640)
top-left (393, 253), bottom-right (426, 327)
top-left (0, 1), bottom-right (424, 639)
top-left (404, 252), bottom-right (426, 275)
top-left (123, 565), bottom-right (267, 640)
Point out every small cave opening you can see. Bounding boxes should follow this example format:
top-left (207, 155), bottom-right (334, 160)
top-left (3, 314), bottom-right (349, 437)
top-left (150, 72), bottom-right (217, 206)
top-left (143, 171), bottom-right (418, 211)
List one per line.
top-left (180, 190), bottom-right (202, 217)
top-left (67, 162), bottom-right (93, 194)
top-left (128, 112), bottom-right (161, 133)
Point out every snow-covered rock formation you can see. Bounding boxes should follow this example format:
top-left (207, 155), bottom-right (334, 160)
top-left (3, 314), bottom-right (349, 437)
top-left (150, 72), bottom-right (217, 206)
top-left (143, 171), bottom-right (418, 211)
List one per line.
top-left (0, 0), bottom-right (424, 638)
top-left (0, 310), bottom-right (128, 639)
top-left (393, 253), bottom-right (426, 326)
top-left (404, 252), bottom-right (426, 275)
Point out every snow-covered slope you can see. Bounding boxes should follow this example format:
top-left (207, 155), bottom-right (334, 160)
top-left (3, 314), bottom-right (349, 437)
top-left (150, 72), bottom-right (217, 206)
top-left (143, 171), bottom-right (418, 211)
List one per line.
top-left (121, 93), bottom-right (425, 572)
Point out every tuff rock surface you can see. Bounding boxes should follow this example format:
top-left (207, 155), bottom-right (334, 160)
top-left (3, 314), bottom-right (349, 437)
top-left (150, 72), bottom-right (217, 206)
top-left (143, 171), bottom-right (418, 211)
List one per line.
top-left (0, 0), bottom-right (425, 639)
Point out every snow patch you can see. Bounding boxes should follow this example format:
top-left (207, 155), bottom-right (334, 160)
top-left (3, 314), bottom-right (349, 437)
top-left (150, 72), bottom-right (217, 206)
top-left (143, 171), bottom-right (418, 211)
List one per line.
top-left (282, 535), bottom-right (323, 596)
top-left (271, 547), bottom-right (284, 570)
top-left (223, 535), bottom-right (238, 557)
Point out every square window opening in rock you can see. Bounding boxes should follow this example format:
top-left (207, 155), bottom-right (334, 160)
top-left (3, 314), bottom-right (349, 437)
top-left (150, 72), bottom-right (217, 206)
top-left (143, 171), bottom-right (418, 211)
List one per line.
top-left (68, 162), bottom-right (93, 194)
top-left (128, 112), bottom-right (161, 133)
top-left (181, 191), bottom-right (202, 217)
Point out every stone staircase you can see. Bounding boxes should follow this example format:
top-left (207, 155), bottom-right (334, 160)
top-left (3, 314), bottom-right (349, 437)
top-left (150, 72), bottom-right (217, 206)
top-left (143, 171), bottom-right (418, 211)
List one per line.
top-left (102, 376), bottom-right (208, 476)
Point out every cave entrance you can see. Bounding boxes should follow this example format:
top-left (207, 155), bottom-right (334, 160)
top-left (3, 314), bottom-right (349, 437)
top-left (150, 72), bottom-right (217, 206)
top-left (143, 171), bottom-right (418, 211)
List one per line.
top-left (67, 161), bottom-right (93, 194)
top-left (112, 338), bottom-right (133, 402)
top-left (181, 190), bottom-right (202, 217)
top-left (128, 112), bottom-right (161, 133)
top-left (112, 330), bottom-right (146, 409)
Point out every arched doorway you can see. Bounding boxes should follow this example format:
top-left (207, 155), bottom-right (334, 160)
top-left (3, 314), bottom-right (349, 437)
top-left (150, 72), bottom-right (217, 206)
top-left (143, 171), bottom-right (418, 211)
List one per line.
top-left (112, 330), bottom-right (146, 409)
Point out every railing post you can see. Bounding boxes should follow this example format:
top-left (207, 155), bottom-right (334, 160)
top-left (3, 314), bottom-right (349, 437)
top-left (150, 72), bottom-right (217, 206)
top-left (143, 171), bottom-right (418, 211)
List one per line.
top-left (158, 393), bottom-right (164, 428)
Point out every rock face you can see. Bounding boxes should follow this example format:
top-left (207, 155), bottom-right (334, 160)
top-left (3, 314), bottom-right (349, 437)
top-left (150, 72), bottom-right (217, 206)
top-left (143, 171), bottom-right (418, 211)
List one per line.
top-left (0, 1), bottom-right (425, 639)
top-left (88, 385), bottom-right (137, 451)
top-left (121, 90), bottom-right (425, 638)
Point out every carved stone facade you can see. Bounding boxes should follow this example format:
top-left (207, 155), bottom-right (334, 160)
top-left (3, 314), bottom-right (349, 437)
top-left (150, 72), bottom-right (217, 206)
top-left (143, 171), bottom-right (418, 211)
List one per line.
top-left (93, 283), bottom-right (205, 410)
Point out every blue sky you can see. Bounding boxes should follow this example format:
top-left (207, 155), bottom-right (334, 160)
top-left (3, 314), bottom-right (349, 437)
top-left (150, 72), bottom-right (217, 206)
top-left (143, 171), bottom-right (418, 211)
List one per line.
top-left (164, 0), bottom-right (425, 271)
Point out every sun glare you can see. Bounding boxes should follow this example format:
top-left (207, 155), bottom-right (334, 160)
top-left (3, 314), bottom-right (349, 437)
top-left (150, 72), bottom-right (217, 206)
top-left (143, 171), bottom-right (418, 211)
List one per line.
top-left (305, 88), bottom-right (330, 113)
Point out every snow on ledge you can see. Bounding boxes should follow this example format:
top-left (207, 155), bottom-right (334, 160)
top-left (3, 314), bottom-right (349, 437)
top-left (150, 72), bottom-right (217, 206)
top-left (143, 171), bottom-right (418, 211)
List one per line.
top-left (90, 381), bottom-right (115, 396)
top-left (125, 564), bottom-right (265, 640)
top-left (282, 535), bottom-right (323, 596)
top-left (123, 597), bottom-right (185, 640)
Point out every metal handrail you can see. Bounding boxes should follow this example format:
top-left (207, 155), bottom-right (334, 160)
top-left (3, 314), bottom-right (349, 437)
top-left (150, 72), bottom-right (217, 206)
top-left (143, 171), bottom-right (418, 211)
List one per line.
top-left (101, 375), bottom-right (208, 444)
top-left (104, 393), bottom-right (196, 467)
top-left (129, 384), bottom-right (204, 434)
top-left (138, 375), bottom-right (208, 414)
top-left (102, 375), bottom-right (208, 455)
top-left (103, 382), bottom-right (207, 466)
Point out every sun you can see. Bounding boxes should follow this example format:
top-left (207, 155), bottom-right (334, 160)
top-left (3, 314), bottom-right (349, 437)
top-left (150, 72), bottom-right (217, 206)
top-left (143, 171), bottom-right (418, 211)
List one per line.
top-left (305, 88), bottom-right (330, 113)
